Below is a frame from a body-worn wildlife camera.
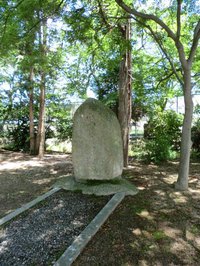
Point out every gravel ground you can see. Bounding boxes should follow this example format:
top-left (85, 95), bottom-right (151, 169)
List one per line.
top-left (0, 190), bottom-right (110, 266)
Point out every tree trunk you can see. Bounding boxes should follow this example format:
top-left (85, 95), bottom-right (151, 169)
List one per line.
top-left (36, 16), bottom-right (47, 159)
top-left (175, 68), bottom-right (193, 190)
top-left (37, 72), bottom-right (46, 159)
top-left (118, 20), bottom-right (132, 167)
top-left (29, 66), bottom-right (35, 155)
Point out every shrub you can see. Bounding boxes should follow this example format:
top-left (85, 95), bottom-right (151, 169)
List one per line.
top-left (145, 138), bottom-right (177, 163)
top-left (6, 118), bottom-right (30, 151)
top-left (143, 110), bottom-right (183, 163)
top-left (192, 119), bottom-right (200, 153)
top-left (56, 117), bottom-right (73, 140)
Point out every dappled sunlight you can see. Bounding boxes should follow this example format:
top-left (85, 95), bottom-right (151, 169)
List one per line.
top-left (32, 178), bottom-right (55, 185)
top-left (169, 192), bottom-right (188, 204)
top-left (0, 154), bottom-right (71, 172)
top-left (102, 159), bottom-right (200, 265)
top-left (0, 160), bottom-right (40, 170)
top-left (164, 173), bottom-right (178, 182)
top-left (132, 228), bottom-right (142, 236)
top-left (186, 226), bottom-right (200, 247)
top-left (159, 223), bottom-right (182, 238)
top-left (70, 158), bottom-right (200, 265)
top-left (72, 219), bottom-right (84, 227)
top-left (0, 239), bottom-right (9, 254)
top-left (0, 230), bottom-right (14, 256)
top-left (170, 239), bottom-right (191, 253)
top-left (1, 150), bottom-right (200, 264)
top-left (154, 189), bottom-right (166, 196)
top-left (188, 189), bottom-right (200, 198)
top-left (36, 230), bottom-right (55, 241)
top-left (50, 169), bottom-right (58, 174)
top-left (18, 190), bottom-right (26, 195)
top-left (137, 186), bottom-right (146, 191)
top-left (52, 200), bottom-right (64, 211)
top-left (137, 210), bottom-right (154, 221)
top-left (0, 151), bottom-right (73, 218)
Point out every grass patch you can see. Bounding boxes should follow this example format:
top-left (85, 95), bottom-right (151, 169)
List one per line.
top-left (152, 230), bottom-right (167, 240)
top-left (190, 224), bottom-right (200, 235)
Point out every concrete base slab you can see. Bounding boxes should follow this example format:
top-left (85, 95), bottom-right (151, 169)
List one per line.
top-left (53, 175), bottom-right (138, 196)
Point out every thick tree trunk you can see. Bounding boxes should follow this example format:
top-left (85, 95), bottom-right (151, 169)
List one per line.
top-left (29, 66), bottom-right (35, 155)
top-left (118, 20), bottom-right (132, 167)
top-left (175, 68), bottom-right (193, 190)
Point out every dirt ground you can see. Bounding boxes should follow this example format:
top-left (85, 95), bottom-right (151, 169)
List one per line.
top-left (0, 149), bottom-right (73, 217)
top-left (1, 149), bottom-right (200, 265)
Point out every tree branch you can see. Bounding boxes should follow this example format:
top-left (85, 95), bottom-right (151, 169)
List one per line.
top-left (177, 0), bottom-right (181, 40)
top-left (188, 20), bottom-right (200, 63)
top-left (1, 0), bottom-right (26, 42)
top-left (115, 0), bottom-right (188, 69)
top-left (155, 71), bottom-right (175, 90)
top-left (134, 17), bottom-right (184, 87)
top-left (115, 0), bottom-right (177, 41)
top-left (97, 0), bottom-right (111, 30)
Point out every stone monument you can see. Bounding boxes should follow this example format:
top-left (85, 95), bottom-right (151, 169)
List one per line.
top-left (72, 98), bottom-right (123, 181)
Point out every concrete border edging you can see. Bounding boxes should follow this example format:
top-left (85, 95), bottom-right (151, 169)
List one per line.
top-left (0, 187), bottom-right (60, 226)
top-left (54, 192), bottom-right (125, 266)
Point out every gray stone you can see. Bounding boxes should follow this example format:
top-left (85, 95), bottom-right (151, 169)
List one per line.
top-left (53, 175), bottom-right (139, 196)
top-left (72, 98), bottom-right (123, 181)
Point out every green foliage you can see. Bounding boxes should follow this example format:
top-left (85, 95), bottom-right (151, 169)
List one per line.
top-left (152, 230), bottom-right (167, 241)
top-left (6, 117), bottom-right (30, 152)
top-left (191, 119), bottom-right (200, 154)
top-left (143, 110), bottom-right (183, 163)
top-left (130, 139), bottom-right (148, 159)
top-left (46, 102), bottom-right (74, 141)
top-left (0, 0), bottom-right (199, 160)
top-left (56, 117), bottom-right (73, 140)
top-left (194, 104), bottom-right (200, 115)
top-left (145, 138), bottom-right (177, 164)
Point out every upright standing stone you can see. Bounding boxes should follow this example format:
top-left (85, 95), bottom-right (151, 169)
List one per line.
top-left (72, 98), bottom-right (123, 181)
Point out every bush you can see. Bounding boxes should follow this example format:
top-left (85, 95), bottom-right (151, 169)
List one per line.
top-left (145, 138), bottom-right (177, 163)
top-left (192, 119), bottom-right (200, 153)
top-left (6, 118), bottom-right (30, 151)
top-left (143, 110), bottom-right (183, 163)
top-left (129, 139), bottom-right (148, 159)
top-left (5, 118), bottom-right (55, 152)
top-left (56, 117), bottom-right (73, 140)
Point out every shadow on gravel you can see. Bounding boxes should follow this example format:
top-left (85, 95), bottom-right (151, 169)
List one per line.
top-left (0, 190), bottom-right (110, 265)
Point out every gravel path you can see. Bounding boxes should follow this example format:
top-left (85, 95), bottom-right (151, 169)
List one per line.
top-left (0, 190), bottom-right (110, 265)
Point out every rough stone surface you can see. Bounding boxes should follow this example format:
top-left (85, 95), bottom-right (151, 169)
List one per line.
top-left (54, 175), bottom-right (139, 196)
top-left (72, 98), bottom-right (123, 181)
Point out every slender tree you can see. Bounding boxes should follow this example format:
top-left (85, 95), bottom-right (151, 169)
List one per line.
top-left (28, 66), bottom-right (35, 154)
top-left (36, 14), bottom-right (47, 158)
top-left (118, 19), bottom-right (132, 167)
